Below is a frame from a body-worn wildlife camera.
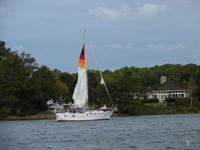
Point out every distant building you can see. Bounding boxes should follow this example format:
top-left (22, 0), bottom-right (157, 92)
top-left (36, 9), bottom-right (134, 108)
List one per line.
top-left (131, 76), bottom-right (191, 102)
top-left (147, 76), bottom-right (190, 102)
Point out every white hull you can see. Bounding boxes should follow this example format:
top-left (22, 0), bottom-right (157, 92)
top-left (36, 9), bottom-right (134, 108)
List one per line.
top-left (56, 109), bottom-right (114, 121)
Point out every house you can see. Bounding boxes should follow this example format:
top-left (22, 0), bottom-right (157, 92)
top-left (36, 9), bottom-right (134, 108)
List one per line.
top-left (148, 76), bottom-right (190, 102)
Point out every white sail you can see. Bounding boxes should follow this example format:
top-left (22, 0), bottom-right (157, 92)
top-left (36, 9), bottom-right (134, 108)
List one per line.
top-left (72, 45), bottom-right (88, 107)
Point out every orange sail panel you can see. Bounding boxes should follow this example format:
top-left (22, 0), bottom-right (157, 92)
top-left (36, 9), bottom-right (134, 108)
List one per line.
top-left (78, 45), bottom-right (86, 68)
top-left (73, 44), bottom-right (88, 107)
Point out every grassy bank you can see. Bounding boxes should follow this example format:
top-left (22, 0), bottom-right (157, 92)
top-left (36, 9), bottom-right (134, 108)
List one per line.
top-left (0, 114), bottom-right (55, 120)
top-left (118, 99), bottom-right (200, 116)
top-left (0, 111), bottom-right (55, 120)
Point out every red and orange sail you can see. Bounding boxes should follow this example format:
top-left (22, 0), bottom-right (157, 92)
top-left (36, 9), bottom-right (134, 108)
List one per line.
top-left (73, 44), bottom-right (88, 107)
top-left (78, 45), bottom-right (86, 68)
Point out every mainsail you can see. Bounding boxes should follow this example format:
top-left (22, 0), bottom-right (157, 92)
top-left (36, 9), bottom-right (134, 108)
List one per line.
top-left (72, 45), bottom-right (88, 107)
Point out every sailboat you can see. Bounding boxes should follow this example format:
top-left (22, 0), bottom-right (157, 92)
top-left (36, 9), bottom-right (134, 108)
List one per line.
top-left (56, 32), bottom-right (116, 121)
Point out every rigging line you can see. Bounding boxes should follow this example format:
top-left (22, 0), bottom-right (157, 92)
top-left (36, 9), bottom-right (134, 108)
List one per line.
top-left (89, 45), bottom-right (114, 107)
top-left (99, 71), bottom-right (114, 107)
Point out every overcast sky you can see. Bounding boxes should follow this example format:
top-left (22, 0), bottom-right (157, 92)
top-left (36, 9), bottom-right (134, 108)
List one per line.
top-left (0, 0), bottom-right (200, 72)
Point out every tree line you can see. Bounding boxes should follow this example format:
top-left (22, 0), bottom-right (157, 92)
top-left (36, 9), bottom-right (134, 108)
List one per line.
top-left (0, 41), bottom-right (200, 116)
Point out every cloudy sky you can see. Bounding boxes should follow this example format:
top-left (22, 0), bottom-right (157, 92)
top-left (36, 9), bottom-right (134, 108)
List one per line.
top-left (0, 0), bottom-right (200, 72)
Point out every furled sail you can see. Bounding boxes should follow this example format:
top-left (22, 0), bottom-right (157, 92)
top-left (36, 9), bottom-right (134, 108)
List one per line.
top-left (72, 45), bottom-right (88, 107)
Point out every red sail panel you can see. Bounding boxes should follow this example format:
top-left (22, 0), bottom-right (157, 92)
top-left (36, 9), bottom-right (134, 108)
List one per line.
top-left (78, 45), bottom-right (86, 68)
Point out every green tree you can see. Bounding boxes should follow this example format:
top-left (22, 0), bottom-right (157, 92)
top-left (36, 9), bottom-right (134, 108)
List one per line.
top-left (30, 66), bottom-right (64, 111)
top-left (192, 68), bottom-right (200, 97)
top-left (0, 41), bottom-right (37, 114)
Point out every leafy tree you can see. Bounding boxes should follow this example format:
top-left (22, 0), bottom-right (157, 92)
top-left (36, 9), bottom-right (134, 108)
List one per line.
top-left (143, 98), bottom-right (159, 103)
top-left (164, 98), bottom-right (176, 103)
top-left (174, 98), bottom-right (190, 106)
top-left (59, 72), bottom-right (76, 102)
top-left (30, 66), bottom-right (65, 111)
top-left (0, 41), bottom-right (37, 114)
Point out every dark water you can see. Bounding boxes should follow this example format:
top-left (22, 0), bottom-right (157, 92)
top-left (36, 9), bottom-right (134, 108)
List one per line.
top-left (0, 114), bottom-right (200, 150)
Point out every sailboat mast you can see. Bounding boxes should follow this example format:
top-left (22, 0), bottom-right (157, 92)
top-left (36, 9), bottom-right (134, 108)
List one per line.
top-left (83, 30), bottom-right (89, 105)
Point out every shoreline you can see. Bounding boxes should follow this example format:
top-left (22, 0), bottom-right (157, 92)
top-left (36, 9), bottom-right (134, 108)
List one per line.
top-left (0, 114), bottom-right (55, 120)
top-left (0, 112), bottom-right (200, 120)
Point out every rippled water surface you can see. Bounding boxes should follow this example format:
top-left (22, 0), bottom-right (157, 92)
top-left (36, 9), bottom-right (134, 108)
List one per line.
top-left (0, 114), bottom-right (200, 150)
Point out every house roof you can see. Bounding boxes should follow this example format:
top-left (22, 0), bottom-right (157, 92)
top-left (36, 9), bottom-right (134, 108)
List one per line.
top-left (152, 80), bottom-right (190, 91)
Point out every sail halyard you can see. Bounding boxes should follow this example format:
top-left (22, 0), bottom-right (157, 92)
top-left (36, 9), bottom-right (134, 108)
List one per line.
top-left (72, 45), bottom-right (88, 108)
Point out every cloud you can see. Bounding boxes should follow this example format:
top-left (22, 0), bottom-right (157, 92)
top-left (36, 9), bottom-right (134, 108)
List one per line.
top-left (89, 5), bottom-right (132, 21)
top-left (89, 3), bottom-right (167, 21)
top-left (145, 43), bottom-right (187, 51)
top-left (108, 42), bottom-right (135, 49)
top-left (89, 7), bottom-right (120, 21)
top-left (139, 3), bottom-right (167, 16)
top-left (125, 42), bottom-right (135, 48)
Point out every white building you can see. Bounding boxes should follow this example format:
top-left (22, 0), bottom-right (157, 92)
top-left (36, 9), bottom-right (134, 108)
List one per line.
top-left (148, 76), bottom-right (190, 102)
top-left (152, 90), bottom-right (190, 102)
